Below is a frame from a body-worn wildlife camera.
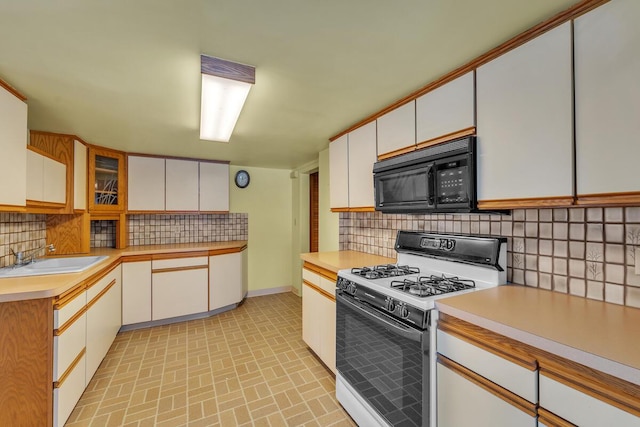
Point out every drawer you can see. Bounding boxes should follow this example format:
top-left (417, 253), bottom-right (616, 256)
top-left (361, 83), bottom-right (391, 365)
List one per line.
top-left (53, 312), bottom-right (86, 382)
top-left (540, 373), bottom-right (640, 427)
top-left (302, 268), bottom-right (320, 286)
top-left (87, 264), bottom-right (121, 302)
top-left (53, 351), bottom-right (86, 427)
top-left (437, 329), bottom-right (538, 403)
top-left (53, 290), bottom-right (86, 329)
top-left (302, 268), bottom-right (335, 296)
top-left (152, 256), bottom-right (208, 270)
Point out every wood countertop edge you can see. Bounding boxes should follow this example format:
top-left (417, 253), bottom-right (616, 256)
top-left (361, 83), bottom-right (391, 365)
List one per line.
top-left (300, 250), bottom-right (397, 273)
top-left (0, 241), bottom-right (248, 303)
top-left (436, 299), bottom-right (640, 387)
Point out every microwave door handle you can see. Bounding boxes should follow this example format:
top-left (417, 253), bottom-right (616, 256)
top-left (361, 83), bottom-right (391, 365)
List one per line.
top-left (427, 165), bottom-right (435, 206)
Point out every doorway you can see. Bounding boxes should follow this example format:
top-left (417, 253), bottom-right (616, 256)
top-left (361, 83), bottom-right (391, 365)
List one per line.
top-left (309, 172), bottom-right (319, 252)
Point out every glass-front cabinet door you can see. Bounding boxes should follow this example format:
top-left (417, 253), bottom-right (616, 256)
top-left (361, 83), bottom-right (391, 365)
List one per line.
top-left (88, 146), bottom-right (126, 212)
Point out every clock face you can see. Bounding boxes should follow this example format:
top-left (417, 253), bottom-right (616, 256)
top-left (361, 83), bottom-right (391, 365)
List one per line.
top-left (235, 170), bottom-right (250, 188)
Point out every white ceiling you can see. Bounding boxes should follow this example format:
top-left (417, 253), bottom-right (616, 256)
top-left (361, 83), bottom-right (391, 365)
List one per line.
top-left (0, 0), bottom-right (578, 169)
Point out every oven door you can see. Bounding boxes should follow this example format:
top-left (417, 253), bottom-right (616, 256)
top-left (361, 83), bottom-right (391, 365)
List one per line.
top-left (336, 292), bottom-right (429, 427)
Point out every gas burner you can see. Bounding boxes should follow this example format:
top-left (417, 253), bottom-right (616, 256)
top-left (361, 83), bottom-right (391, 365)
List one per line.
top-left (390, 275), bottom-right (475, 298)
top-left (351, 264), bottom-right (419, 280)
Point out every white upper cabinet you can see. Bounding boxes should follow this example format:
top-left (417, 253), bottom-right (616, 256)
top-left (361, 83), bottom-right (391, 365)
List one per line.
top-left (165, 158), bottom-right (199, 211)
top-left (377, 101), bottom-right (416, 156)
top-left (127, 155), bottom-right (165, 211)
top-left (416, 71), bottom-right (475, 144)
top-left (26, 149), bottom-right (66, 204)
top-left (574, 0), bottom-right (640, 198)
top-left (199, 162), bottom-right (229, 212)
top-left (348, 121), bottom-right (377, 208)
top-left (329, 134), bottom-right (349, 209)
top-left (0, 84), bottom-right (27, 207)
top-left (476, 22), bottom-right (573, 205)
top-left (73, 140), bottom-right (87, 211)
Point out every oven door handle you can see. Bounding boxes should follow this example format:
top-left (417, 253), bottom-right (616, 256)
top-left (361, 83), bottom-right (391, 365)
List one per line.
top-left (336, 293), bottom-right (423, 343)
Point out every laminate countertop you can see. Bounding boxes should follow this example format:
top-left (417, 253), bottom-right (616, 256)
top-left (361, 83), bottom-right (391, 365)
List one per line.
top-left (436, 285), bottom-right (640, 386)
top-left (0, 241), bottom-right (247, 303)
top-left (300, 250), bottom-right (396, 274)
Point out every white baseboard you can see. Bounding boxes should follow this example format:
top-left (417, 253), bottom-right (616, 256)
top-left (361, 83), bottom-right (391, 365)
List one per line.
top-left (247, 286), bottom-right (293, 297)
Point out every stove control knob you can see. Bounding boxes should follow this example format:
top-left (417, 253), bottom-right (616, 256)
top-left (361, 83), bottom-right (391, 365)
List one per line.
top-left (385, 297), bottom-right (396, 312)
top-left (337, 277), bottom-right (348, 290)
top-left (346, 282), bottom-right (357, 294)
top-left (398, 304), bottom-right (410, 319)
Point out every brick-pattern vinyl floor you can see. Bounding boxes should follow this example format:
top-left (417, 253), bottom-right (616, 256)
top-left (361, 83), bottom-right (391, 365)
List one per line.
top-left (66, 292), bottom-right (355, 427)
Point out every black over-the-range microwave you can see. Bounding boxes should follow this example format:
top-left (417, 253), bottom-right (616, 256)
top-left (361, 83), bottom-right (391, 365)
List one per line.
top-left (373, 136), bottom-right (477, 214)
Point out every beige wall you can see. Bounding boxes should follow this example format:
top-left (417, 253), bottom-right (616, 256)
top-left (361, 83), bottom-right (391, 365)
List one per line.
top-left (229, 166), bottom-right (293, 292)
top-left (318, 148), bottom-right (339, 252)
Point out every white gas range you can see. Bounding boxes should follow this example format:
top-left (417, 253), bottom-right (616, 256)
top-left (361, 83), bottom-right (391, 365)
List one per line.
top-left (335, 231), bottom-right (507, 427)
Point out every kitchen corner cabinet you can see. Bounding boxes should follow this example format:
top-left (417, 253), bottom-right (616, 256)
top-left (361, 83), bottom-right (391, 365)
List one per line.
top-left (476, 22), bottom-right (573, 209)
top-left (376, 101), bottom-right (416, 159)
top-left (574, 0), bottom-right (640, 204)
top-left (151, 255), bottom-right (209, 320)
top-left (416, 71), bottom-right (475, 147)
top-left (199, 161), bottom-right (229, 212)
top-left (209, 248), bottom-right (248, 310)
top-left (127, 155), bottom-right (165, 212)
top-left (0, 81), bottom-right (27, 209)
top-left (122, 260), bottom-right (152, 325)
top-left (88, 146), bottom-right (126, 213)
top-left (26, 147), bottom-right (67, 205)
top-left (301, 263), bottom-right (337, 373)
top-left (329, 134), bottom-right (349, 209)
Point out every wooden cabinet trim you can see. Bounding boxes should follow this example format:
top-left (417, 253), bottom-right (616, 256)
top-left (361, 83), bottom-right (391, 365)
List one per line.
top-left (537, 407), bottom-right (577, 427)
top-left (87, 279), bottom-right (117, 310)
top-left (478, 196), bottom-right (574, 209)
top-left (540, 363), bottom-right (640, 418)
top-left (0, 204), bottom-right (27, 212)
top-left (415, 126), bottom-right (476, 151)
top-left (88, 145), bottom-right (127, 213)
top-left (83, 260), bottom-right (120, 291)
top-left (576, 192), bottom-right (640, 206)
top-left (208, 246), bottom-right (246, 256)
top-left (329, 0), bottom-right (609, 141)
top-left (152, 251), bottom-right (209, 261)
top-left (438, 315), bottom-right (538, 371)
top-left (121, 254), bottom-right (153, 263)
top-left (54, 306), bottom-right (87, 336)
top-left (0, 78), bottom-right (27, 101)
top-left (437, 354), bottom-right (537, 417)
top-left (152, 265), bottom-right (208, 274)
top-left (303, 262), bottom-right (337, 282)
top-left (53, 347), bottom-right (85, 389)
top-left (377, 145), bottom-right (417, 161)
top-left (302, 281), bottom-right (336, 302)
top-left (54, 283), bottom-right (87, 310)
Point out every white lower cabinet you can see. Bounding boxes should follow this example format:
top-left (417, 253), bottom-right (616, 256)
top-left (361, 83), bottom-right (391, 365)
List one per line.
top-left (209, 249), bottom-right (247, 310)
top-left (301, 266), bottom-right (336, 373)
top-left (152, 256), bottom-right (208, 320)
top-left (436, 360), bottom-right (537, 427)
top-left (52, 289), bottom-right (87, 427)
top-left (86, 265), bottom-right (122, 382)
top-left (53, 353), bottom-right (86, 427)
top-left (122, 260), bottom-right (152, 325)
top-left (540, 373), bottom-right (640, 427)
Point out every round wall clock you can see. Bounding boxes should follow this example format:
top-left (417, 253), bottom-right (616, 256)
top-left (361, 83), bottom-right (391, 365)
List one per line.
top-left (234, 170), bottom-right (250, 188)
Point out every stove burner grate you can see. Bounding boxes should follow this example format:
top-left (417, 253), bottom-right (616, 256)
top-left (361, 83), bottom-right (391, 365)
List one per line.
top-left (390, 274), bottom-right (476, 297)
top-left (351, 264), bottom-right (420, 280)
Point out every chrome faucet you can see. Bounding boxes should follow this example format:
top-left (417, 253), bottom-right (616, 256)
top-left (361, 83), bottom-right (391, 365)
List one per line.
top-left (10, 244), bottom-right (55, 267)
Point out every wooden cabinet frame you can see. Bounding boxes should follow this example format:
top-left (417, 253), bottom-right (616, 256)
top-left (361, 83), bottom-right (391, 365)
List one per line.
top-left (88, 145), bottom-right (127, 213)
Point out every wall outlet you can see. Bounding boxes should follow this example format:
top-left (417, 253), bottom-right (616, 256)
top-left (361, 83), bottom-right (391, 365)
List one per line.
top-left (636, 248), bottom-right (640, 275)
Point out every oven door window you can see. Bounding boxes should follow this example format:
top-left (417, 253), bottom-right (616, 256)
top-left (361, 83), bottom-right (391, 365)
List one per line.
top-left (337, 296), bottom-right (428, 426)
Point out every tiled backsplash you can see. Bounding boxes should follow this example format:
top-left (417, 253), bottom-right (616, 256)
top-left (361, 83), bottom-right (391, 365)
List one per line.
top-left (339, 207), bottom-right (640, 308)
top-left (127, 213), bottom-right (248, 246)
top-left (90, 220), bottom-right (117, 248)
top-left (0, 213), bottom-right (47, 268)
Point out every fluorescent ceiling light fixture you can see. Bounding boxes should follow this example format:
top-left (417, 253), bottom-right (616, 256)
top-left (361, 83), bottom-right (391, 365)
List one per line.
top-left (200, 55), bottom-right (255, 142)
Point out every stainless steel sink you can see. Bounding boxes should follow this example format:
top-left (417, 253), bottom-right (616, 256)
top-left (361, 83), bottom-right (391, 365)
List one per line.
top-left (0, 255), bottom-right (109, 278)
